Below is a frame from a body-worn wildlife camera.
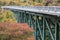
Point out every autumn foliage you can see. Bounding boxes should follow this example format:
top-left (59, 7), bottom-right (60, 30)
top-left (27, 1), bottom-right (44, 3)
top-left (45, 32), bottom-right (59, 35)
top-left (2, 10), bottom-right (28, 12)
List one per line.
top-left (0, 22), bottom-right (35, 40)
top-left (0, 10), bottom-right (17, 23)
top-left (0, 10), bottom-right (35, 40)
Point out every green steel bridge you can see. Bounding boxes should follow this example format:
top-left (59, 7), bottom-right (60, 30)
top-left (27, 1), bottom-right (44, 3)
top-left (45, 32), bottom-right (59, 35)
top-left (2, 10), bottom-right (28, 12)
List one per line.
top-left (1, 6), bottom-right (60, 40)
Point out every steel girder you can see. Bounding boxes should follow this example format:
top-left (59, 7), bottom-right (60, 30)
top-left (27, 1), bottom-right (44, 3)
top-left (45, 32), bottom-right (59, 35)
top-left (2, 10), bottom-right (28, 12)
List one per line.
top-left (10, 10), bottom-right (60, 40)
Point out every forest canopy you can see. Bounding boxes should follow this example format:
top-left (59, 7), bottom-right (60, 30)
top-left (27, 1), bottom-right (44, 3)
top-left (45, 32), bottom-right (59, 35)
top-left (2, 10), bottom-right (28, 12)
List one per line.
top-left (0, 0), bottom-right (60, 6)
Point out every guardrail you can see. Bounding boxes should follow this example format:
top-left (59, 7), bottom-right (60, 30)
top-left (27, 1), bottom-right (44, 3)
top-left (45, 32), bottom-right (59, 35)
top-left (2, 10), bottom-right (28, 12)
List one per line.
top-left (1, 6), bottom-right (60, 40)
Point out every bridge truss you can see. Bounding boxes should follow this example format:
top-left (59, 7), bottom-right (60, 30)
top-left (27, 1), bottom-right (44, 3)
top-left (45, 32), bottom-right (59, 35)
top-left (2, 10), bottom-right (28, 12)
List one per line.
top-left (1, 6), bottom-right (60, 40)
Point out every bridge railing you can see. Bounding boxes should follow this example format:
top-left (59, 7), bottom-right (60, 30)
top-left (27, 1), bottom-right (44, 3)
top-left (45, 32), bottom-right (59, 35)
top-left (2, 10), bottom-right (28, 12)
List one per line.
top-left (1, 6), bottom-right (60, 40)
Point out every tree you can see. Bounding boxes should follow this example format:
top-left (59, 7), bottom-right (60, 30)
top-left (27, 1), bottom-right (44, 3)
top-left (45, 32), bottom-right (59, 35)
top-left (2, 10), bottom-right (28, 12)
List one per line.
top-left (45, 0), bottom-right (53, 6)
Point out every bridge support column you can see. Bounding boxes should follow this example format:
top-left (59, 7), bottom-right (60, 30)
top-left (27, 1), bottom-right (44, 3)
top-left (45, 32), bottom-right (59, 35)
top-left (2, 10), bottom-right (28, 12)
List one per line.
top-left (11, 10), bottom-right (60, 40)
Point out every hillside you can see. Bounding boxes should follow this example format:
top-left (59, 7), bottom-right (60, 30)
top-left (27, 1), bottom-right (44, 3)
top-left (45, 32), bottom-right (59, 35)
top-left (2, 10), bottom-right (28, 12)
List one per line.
top-left (0, 0), bottom-right (60, 6)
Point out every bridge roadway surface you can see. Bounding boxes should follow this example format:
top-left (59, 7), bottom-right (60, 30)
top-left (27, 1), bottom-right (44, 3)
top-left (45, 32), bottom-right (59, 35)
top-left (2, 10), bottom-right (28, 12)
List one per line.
top-left (1, 6), bottom-right (60, 17)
